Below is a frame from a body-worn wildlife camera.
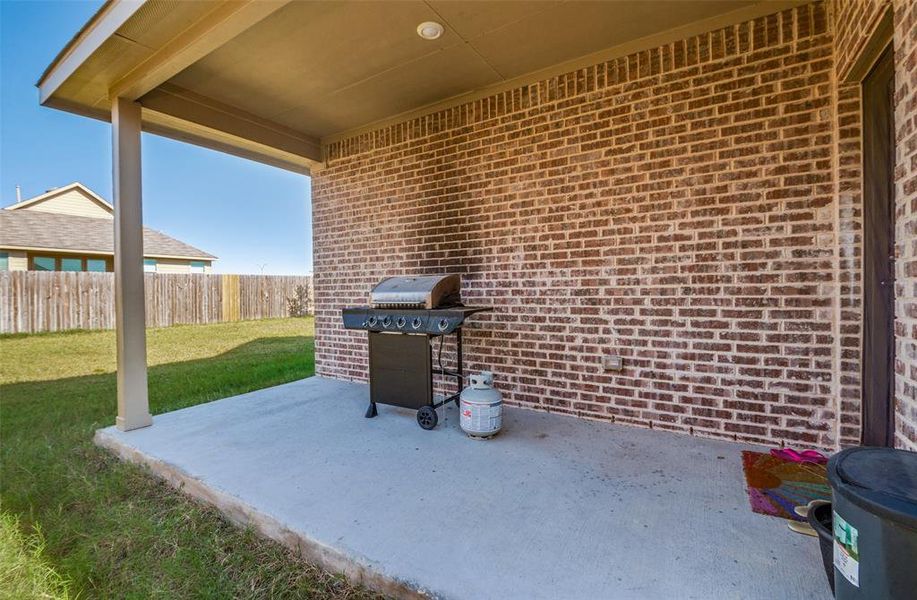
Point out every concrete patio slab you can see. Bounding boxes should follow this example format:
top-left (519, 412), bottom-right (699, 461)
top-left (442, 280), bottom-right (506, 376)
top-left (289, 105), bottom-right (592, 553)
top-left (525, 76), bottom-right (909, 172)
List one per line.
top-left (96, 376), bottom-right (833, 600)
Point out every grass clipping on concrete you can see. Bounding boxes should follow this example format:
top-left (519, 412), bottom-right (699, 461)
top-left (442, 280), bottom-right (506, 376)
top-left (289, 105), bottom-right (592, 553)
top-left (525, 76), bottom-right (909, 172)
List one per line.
top-left (0, 318), bottom-right (383, 599)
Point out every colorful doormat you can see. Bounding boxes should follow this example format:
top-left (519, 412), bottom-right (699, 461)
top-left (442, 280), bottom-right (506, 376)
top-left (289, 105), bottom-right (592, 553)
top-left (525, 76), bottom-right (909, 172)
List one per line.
top-left (741, 450), bottom-right (831, 521)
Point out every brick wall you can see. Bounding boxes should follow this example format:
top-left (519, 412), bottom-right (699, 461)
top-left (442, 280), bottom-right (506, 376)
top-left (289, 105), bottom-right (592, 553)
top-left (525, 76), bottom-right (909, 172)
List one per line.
top-left (894, 0), bottom-right (917, 451)
top-left (832, 0), bottom-right (891, 81)
top-left (832, 80), bottom-right (864, 447)
top-left (314, 3), bottom-right (842, 448)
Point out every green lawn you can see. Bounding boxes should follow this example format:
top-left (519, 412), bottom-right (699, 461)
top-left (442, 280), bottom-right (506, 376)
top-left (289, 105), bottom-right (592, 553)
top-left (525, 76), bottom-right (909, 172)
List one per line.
top-left (0, 318), bottom-right (380, 599)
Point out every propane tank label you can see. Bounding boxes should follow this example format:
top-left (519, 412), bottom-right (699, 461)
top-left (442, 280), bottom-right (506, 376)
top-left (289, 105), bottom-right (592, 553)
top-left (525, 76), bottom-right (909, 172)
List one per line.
top-left (461, 402), bottom-right (501, 434)
top-left (832, 510), bottom-right (859, 587)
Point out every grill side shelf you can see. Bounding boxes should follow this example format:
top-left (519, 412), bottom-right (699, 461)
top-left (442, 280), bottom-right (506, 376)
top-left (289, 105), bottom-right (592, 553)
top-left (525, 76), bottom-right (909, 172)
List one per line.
top-left (341, 307), bottom-right (369, 330)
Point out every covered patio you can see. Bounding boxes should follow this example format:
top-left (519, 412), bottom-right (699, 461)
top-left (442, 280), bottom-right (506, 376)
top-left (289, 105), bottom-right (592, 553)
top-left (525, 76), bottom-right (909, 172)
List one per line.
top-left (96, 376), bottom-right (831, 599)
top-left (37, 0), bottom-right (917, 597)
top-left (37, 0), bottom-right (917, 452)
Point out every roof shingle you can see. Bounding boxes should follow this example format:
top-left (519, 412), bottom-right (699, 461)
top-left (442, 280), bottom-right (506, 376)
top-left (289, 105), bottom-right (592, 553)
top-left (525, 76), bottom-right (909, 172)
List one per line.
top-left (0, 210), bottom-right (216, 259)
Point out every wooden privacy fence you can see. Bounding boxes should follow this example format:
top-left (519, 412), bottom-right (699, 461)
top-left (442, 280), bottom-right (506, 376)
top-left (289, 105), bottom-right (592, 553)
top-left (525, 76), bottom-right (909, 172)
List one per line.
top-left (0, 271), bottom-right (313, 334)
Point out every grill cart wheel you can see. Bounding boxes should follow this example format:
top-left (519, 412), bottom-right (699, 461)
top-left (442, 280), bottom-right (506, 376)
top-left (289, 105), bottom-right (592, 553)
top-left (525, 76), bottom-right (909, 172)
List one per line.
top-left (417, 406), bottom-right (438, 430)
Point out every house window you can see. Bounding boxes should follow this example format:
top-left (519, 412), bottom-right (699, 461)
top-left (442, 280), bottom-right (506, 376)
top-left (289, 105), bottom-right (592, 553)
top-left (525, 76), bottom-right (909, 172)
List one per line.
top-left (0, 252), bottom-right (8, 271)
top-left (144, 259), bottom-right (157, 273)
top-left (86, 259), bottom-right (107, 272)
top-left (32, 256), bottom-right (56, 271)
top-left (190, 261), bottom-right (205, 274)
top-left (60, 257), bottom-right (82, 272)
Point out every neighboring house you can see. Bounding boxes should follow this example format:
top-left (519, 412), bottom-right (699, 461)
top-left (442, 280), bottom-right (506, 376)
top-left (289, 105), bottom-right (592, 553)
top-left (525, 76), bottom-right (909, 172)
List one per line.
top-left (0, 183), bottom-right (215, 273)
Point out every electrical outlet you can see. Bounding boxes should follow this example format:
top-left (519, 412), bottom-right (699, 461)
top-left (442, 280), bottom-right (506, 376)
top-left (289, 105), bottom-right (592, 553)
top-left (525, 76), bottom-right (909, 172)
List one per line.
top-left (602, 355), bottom-right (623, 372)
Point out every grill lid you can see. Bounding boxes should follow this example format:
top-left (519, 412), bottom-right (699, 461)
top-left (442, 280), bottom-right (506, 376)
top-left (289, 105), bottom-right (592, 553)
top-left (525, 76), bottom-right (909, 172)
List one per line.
top-left (370, 274), bottom-right (460, 309)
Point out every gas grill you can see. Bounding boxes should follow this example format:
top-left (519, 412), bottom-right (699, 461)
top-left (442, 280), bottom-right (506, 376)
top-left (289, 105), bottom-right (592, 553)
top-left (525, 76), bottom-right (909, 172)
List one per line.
top-left (341, 275), bottom-right (490, 429)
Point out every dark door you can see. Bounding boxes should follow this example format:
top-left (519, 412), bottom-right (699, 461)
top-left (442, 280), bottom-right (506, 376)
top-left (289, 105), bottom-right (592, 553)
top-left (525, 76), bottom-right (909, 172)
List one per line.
top-left (862, 45), bottom-right (896, 447)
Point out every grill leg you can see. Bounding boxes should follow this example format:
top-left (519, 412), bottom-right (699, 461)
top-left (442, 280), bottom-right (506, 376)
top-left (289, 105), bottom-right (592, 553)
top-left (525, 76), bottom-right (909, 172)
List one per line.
top-left (365, 401), bottom-right (378, 418)
top-left (455, 328), bottom-right (463, 405)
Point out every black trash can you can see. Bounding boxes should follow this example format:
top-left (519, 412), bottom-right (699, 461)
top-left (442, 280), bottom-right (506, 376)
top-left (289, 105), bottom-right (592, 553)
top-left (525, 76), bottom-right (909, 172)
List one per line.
top-left (807, 502), bottom-right (835, 595)
top-left (827, 447), bottom-right (917, 599)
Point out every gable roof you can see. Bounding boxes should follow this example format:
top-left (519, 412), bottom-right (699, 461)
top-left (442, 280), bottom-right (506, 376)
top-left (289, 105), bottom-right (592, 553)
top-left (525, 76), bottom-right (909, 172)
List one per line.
top-left (0, 209), bottom-right (216, 261)
top-left (7, 182), bottom-right (113, 214)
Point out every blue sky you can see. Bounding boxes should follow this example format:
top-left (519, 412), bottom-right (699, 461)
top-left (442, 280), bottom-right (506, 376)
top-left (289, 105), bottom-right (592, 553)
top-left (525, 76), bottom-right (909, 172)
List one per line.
top-left (0, 1), bottom-right (312, 275)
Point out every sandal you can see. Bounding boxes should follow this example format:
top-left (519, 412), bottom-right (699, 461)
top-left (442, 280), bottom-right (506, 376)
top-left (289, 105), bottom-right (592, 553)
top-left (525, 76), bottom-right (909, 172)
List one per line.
top-left (799, 450), bottom-right (829, 464)
top-left (771, 448), bottom-right (829, 464)
top-left (794, 499), bottom-right (830, 518)
top-left (771, 448), bottom-right (804, 462)
top-left (787, 520), bottom-right (818, 536)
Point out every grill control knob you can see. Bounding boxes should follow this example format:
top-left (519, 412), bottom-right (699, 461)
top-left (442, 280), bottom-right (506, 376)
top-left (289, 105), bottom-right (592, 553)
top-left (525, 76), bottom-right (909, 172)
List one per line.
top-left (382, 316), bottom-right (392, 328)
top-left (367, 316), bottom-right (377, 327)
top-left (396, 316), bottom-right (406, 329)
top-left (411, 317), bottom-right (423, 330)
top-left (438, 318), bottom-right (450, 332)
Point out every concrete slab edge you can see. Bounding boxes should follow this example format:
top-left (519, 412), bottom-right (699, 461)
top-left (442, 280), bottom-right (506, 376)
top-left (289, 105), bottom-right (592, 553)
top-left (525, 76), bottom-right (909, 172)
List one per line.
top-left (93, 428), bottom-right (433, 600)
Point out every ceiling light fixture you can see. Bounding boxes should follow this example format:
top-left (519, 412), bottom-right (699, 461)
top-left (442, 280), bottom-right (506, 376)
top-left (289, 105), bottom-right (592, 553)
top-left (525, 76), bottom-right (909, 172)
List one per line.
top-left (417, 21), bottom-right (444, 40)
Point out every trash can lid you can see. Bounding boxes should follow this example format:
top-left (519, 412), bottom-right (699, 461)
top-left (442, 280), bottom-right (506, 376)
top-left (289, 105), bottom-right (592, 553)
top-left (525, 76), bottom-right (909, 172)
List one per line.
top-left (828, 447), bottom-right (917, 527)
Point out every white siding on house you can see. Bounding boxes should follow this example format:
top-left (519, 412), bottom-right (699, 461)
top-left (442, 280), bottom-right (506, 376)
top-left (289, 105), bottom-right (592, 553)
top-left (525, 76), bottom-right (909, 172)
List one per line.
top-left (153, 259), bottom-right (191, 274)
top-left (18, 188), bottom-right (112, 219)
top-left (152, 258), bottom-right (213, 273)
top-left (154, 259), bottom-right (206, 273)
top-left (7, 250), bottom-right (27, 271)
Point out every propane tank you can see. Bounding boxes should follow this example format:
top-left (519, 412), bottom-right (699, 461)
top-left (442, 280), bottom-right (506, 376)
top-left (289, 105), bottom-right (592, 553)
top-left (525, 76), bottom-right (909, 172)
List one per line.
top-left (460, 371), bottom-right (503, 438)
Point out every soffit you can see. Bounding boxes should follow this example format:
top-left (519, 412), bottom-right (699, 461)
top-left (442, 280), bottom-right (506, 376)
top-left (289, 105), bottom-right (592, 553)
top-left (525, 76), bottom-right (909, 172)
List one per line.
top-left (166, 1), bottom-right (760, 138)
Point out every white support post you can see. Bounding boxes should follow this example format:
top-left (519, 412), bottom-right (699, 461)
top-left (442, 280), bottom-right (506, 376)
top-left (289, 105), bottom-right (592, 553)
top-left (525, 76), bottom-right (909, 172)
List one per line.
top-left (112, 97), bottom-right (152, 431)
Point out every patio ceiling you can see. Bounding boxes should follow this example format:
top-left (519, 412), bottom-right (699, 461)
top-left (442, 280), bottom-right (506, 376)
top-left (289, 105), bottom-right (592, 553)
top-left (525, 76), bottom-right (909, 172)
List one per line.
top-left (39, 0), bottom-right (807, 174)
